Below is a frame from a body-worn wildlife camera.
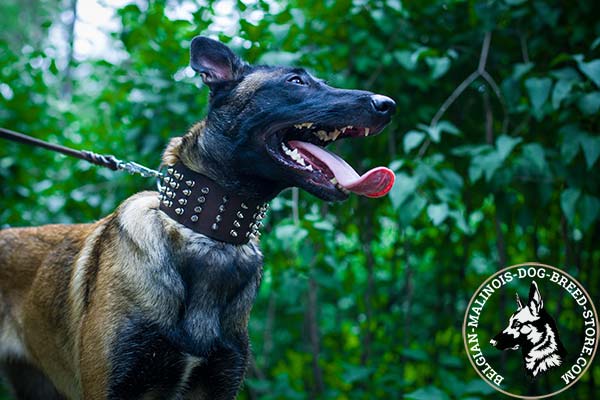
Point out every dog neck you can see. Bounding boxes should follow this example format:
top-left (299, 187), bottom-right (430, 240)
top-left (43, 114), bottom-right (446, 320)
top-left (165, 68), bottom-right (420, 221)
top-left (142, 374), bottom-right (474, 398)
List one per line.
top-left (159, 123), bottom-right (270, 245)
top-left (158, 162), bottom-right (268, 244)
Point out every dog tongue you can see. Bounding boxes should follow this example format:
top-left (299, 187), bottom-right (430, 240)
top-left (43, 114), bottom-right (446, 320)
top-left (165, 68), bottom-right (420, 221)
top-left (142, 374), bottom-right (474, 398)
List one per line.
top-left (288, 140), bottom-right (394, 198)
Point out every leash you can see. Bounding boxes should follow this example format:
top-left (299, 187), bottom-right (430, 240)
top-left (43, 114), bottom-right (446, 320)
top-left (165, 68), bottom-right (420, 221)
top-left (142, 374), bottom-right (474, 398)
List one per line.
top-left (0, 127), bottom-right (267, 244)
top-left (0, 127), bottom-right (163, 179)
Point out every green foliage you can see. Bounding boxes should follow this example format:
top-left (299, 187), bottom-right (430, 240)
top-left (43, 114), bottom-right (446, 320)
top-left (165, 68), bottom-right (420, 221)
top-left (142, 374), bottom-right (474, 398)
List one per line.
top-left (1, 0), bottom-right (599, 399)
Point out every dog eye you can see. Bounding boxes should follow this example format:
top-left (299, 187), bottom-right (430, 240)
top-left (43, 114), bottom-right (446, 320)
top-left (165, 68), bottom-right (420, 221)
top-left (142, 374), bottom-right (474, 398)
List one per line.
top-left (287, 75), bottom-right (306, 86)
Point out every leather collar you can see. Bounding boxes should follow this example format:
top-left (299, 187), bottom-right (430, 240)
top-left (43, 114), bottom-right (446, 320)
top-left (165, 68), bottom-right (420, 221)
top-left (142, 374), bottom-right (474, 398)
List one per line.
top-left (158, 162), bottom-right (268, 245)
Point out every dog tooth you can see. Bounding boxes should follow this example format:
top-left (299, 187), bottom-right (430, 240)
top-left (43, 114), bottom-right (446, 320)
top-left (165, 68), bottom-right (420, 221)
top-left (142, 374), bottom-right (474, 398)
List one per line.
top-left (330, 177), bottom-right (338, 184)
top-left (330, 129), bottom-right (341, 140)
top-left (365, 128), bottom-right (370, 136)
top-left (306, 164), bottom-right (313, 171)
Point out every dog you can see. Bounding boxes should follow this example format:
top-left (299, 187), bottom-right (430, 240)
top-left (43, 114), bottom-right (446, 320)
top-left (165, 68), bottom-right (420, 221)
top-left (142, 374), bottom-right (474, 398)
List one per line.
top-left (490, 281), bottom-right (567, 378)
top-left (0, 36), bottom-right (396, 400)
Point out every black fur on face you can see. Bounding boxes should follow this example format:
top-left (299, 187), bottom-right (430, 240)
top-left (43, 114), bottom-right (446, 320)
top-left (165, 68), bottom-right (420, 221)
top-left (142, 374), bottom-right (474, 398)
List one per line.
top-left (189, 36), bottom-right (396, 201)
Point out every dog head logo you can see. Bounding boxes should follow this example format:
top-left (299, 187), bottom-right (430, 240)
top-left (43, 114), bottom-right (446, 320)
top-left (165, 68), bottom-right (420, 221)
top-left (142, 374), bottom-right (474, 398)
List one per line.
top-left (490, 280), bottom-right (567, 378)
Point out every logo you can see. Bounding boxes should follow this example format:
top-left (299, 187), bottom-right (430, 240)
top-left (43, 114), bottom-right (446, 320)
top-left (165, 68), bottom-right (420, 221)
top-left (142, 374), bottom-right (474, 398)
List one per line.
top-left (462, 263), bottom-right (598, 399)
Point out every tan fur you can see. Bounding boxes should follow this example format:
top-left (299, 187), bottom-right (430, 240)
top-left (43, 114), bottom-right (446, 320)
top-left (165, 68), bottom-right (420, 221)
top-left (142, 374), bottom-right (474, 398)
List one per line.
top-left (0, 132), bottom-right (261, 399)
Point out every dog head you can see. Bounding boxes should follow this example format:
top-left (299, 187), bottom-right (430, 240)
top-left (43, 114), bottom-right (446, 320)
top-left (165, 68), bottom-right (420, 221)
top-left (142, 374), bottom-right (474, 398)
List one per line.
top-left (179, 36), bottom-right (396, 201)
top-left (489, 281), bottom-right (544, 351)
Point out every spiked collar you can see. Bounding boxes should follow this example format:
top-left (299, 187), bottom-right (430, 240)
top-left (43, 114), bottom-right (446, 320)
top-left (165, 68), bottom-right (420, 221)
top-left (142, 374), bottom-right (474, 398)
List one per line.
top-left (158, 162), bottom-right (268, 245)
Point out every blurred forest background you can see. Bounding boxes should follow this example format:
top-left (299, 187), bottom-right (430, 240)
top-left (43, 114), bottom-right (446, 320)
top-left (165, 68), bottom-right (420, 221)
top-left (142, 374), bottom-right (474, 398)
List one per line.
top-left (1, 0), bottom-right (599, 399)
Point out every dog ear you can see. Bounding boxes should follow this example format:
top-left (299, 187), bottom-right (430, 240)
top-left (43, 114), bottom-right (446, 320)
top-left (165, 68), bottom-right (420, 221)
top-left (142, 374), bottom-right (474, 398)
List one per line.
top-left (190, 36), bottom-right (245, 88)
top-left (527, 280), bottom-right (543, 316)
top-left (515, 293), bottom-right (524, 310)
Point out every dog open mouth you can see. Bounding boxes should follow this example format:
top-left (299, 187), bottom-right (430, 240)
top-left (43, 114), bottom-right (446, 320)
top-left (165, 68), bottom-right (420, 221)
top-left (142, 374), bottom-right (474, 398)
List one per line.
top-left (266, 123), bottom-right (395, 198)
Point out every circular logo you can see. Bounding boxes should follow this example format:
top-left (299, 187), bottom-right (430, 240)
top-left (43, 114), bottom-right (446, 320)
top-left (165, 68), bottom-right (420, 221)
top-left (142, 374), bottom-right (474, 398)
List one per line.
top-left (462, 262), bottom-right (598, 399)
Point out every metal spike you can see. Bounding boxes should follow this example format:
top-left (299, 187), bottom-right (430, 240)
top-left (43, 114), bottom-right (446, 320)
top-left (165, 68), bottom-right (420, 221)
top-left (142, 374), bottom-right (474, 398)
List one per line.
top-left (222, 195), bottom-right (228, 203)
top-left (233, 220), bottom-right (241, 228)
top-left (191, 215), bottom-right (199, 222)
top-left (175, 208), bottom-right (184, 215)
top-left (219, 205), bottom-right (226, 212)
top-left (194, 206), bottom-right (203, 213)
top-left (182, 189), bottom-right (191, 196)
top-left (211, 223), bottom-right (219, 231)
top-left (241, 202), bottom-right (248, 209)
top-left (197, 196), bottom-right (206, 203)
top-left (162, 200), bottom-right (172, 208)
top-left (178, 198), bottom-right (187, 205)
top-left (164, 176), bottom-right (171, 183)
top-left (215, 215), bottom-right (222, 222)
top-left (186, 180), bottom-right (195, 187)
top-left (201, 187), bottom-right (209, 194)
top-left (230, 230), bottom-right (238, 237)
top-left (167, 167), bottom-right (174, 174)
top-left (170, 181), bottom-right (179, 189)
top-left (237, 211), bottom-right (244, 219)
top-left (174, 172), bottom-right (182, 180)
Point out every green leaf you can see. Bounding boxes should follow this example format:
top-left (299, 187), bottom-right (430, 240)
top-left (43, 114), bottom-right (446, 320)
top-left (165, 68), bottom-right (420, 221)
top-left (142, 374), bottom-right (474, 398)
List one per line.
top-left (522, 143), bottom-right (547, 173)
top-left (575, 55), bottom-right (600, 88)
top-left (579, 195), bottom-right (600, 231)
top-left (469, 151), bottom-right (502, 182)
top-left (451, 144), bottom-right (492, 157)
top-left (513, 62), bottom-right (534, 80)
top-left (577, 91), bottom-right (600, 115)
top-left (426, 56), bottom-right (450, 79)
top-left (496, 135), bottom-right (522, 161)
top-left (427, 203), bottom-right (449, 226)
top-left (437, 120), bottom-right (461, 135)
top-left (525, 77), bottom-right (552, 111)
top-left (551, 79), bottom-right (575, 109)
top-left (403, 130), bottom-right (426, 153)
top-left (394, 50), bottom-right (417, 70)
top-left (561, 188), bottom-right (581, 224)
top-left (389, 173), bottom-right (417, 210)
top-left (405, 386), bottom-right (450, 400)
top-left (398, 194), bottom-right (427, 227)
top-left (560, 124), bottom-right (583, 163)
top-left (579, 134), bottom-right (600, 168)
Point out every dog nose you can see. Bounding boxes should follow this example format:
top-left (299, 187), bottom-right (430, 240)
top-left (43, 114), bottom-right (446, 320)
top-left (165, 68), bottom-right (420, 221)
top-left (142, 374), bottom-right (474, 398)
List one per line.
top-left (370, 94), bottom-right (396, 116)
top-left (489, 339), bottom-right (497, 347)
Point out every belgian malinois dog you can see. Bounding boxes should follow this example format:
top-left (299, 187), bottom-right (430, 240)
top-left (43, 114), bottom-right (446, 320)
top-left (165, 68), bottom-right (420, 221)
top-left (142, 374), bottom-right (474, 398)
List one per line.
top-left (0, 36), bottom-right (396, 399)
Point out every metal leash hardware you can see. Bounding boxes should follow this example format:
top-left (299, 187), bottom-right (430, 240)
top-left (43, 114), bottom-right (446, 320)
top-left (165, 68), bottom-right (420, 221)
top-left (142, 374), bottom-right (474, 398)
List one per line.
top-left (0, 127), bottom-right (163, 181)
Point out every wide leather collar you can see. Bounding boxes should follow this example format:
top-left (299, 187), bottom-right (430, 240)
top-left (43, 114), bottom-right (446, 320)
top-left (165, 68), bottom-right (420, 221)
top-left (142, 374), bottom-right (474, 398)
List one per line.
top-left (158, 162), bottom-right (268, 245)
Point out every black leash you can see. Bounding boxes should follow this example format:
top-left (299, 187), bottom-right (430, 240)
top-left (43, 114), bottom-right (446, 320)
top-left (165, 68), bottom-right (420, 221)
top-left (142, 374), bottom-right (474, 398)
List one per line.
top-left (0, 127), bottom-right (163, 179)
